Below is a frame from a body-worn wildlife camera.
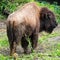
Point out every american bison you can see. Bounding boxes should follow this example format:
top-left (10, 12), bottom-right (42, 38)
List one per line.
top-left (6, 2), bottom-right (57, 55)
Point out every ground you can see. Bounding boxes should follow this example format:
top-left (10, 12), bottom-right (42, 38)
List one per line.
top-left (0, 21), bottom-right (60, 60)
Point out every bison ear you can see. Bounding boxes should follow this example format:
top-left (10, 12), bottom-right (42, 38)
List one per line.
top-left (40, 7), bottom-right (50, 21)
top-left (41, 13), bottom-right (50, 21)
top-left (45, 13), bottom-right (50, 20)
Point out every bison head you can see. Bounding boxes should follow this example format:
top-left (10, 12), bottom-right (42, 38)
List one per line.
top-left (40, 7), bottom-right (58, 33)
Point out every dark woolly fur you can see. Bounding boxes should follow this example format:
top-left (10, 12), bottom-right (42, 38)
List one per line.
top-left (6, 2), bottom-right (57, 55)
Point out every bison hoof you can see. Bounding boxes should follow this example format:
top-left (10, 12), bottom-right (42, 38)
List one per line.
top-left (13, 53), bottom-right (18, 59)
top-left (24, 48), bottom-right (31, 54)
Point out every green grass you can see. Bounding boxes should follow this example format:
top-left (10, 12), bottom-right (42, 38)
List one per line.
top-left (0, 35), bottom-right (8, 48)
top-left (38, 32), bottom-right (60, 43)
top-left (0, 31), bottom-right (60, 60)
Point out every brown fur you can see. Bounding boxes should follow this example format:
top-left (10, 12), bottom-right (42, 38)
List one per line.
top-left (6, 2), bottom-right (57, 55)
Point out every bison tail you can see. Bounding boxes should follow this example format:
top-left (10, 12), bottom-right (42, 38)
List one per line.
top-left (7, 21), bottom-right (14, 43)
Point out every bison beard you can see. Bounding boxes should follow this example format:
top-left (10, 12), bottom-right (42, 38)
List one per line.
top-left (6, 2), bottom-right (57, 56)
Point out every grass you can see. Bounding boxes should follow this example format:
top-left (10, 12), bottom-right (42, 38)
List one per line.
top-left (0, 31), bottom-right (60, 60)
top-left (38, 31), bottom-right (60, 43)
top-left (0, 33), bottom-right (9, 48)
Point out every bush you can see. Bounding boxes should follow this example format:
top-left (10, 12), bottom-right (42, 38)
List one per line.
top-left (0, 0), bottom-right (60, 23)
top-left (0, 0), bottom-right (35, 19)
top-left (36, 2), bottom-right (60, 23)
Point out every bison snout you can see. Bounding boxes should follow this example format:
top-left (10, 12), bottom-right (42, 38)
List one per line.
top-left (53, 23), bottom-right (58, 28)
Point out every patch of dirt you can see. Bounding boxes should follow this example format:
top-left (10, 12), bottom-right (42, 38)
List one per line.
top-left (37, 25), bottom-right (60, 53)
top-left (37, 36), bottom-right (60, 53)
top-left (0, 21), bottom-right (6, 29)
top-left (0, 46), bottom-right (24, 56)
top-left (0, 21), bottom-right (6, 38)
top-left (53, 24), bottom-right (60, 32)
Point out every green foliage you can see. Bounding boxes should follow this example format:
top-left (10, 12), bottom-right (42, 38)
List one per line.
top-left (36, 1), bottom-right (60, 23)
top-left (0, 0), bottom-right (35, 19)
top-left (0, 0), bottom-right (60, 23)
top-left (0, 0), bottom-right (35, 12)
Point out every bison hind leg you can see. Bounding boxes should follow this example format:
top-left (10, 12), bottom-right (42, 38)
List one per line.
top-left (7, 25), bottom-right (23, 56)
top-left (21, 37), bottom-right (30, 54)
top-left (7, 28), bottom-right (17, 56)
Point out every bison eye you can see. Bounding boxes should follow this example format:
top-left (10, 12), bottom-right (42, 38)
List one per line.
top-left (47, 13), bottom-right (54, 21)
top-left (45, 14), bottom-right (50, 21)
top-left (47, 14), bottom-right (50, 20)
